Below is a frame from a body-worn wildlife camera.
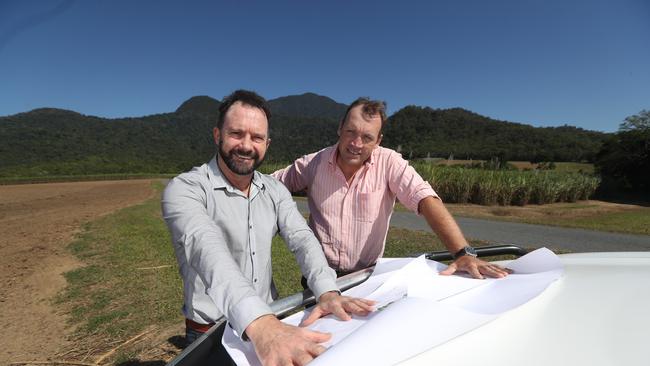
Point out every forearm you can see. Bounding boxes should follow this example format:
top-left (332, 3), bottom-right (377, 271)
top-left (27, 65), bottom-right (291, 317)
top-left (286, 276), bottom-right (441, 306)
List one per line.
top-left (418, 196), bottom-right (468, 254)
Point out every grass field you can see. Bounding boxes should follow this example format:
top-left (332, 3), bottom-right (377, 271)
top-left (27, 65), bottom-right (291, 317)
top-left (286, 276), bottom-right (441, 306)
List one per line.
top-left (56, 181), bottom-right (184, 363)
top-left (429, 159), bottom-right (595, 174)
top-left (0, 173), bottom-right (177, 185)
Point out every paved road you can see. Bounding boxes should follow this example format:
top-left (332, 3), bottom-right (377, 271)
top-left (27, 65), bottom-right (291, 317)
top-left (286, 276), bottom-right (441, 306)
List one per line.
top-left (294, 200), bottom-right (650, 252)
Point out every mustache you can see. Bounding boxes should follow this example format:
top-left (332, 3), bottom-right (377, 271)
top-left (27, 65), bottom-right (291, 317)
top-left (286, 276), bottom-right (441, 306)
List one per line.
top-left (232, 149), bottom-right (256, 158)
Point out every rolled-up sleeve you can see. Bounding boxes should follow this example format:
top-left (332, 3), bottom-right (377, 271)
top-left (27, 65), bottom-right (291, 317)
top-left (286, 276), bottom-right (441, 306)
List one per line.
top-left (162, 175), bottom-right (272, 336)
top-left (386, 151), bottom-right (439, 213)
top-left (271, 153), bottom-right (316, 193)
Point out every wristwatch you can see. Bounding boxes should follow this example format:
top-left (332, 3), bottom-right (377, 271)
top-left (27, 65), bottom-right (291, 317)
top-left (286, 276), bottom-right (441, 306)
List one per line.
top-left (453, 245), bottom-right (477, 259)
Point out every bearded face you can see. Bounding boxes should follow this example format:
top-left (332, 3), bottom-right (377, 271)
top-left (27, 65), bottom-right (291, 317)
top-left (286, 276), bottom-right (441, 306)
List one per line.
top-left (218, 136), bottom-right (266, 175)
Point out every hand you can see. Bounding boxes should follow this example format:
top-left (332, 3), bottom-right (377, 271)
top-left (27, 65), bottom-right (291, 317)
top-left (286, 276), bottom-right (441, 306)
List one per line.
top-left (245, 314), bottom-right (331, 366)
top-left (301, 291), bottom-right (376, 326)
top-left (440, 255), bottom-right (511, 279)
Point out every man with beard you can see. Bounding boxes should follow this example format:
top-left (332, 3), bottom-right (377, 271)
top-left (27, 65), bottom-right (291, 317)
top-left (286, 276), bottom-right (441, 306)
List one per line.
top-left (162, 90), bottom-right (375, 365)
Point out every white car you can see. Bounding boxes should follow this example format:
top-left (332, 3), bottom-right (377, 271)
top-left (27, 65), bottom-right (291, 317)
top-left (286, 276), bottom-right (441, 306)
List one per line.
top-left (168, 246), bottom-right (650, 366)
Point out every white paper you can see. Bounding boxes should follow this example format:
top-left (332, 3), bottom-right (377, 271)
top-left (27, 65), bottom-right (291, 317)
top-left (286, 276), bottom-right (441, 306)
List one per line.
top-left (223, 248), bottom-right (563, 366)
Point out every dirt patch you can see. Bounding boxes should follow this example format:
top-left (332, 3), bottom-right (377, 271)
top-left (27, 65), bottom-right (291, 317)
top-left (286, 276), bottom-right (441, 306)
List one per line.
top-left (0, 180), bottom-right (156, 365)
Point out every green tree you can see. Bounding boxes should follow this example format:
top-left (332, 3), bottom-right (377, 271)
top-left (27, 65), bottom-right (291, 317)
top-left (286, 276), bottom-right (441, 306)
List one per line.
top-left (595, 110), bottom-right (650, 194)
top-left (619, 109), bottom-right (650, 131)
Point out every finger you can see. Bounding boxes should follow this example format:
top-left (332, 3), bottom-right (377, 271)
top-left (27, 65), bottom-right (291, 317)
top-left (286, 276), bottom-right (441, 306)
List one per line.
top-left (331, 304), bottom-right (352, 321)
top-left (349, 299), bottom-right (375, 313)
top-left (357, 298), bottom-right (377, 307)
top-left (467, 264), bottom-right (483, 279)
top-left (300, 308), bottom-right (325, 326)
top-left (307, 342), bottom-right (328, 357)
top-left (304, 329), bottom-right (331, 343)
top-left (481, 264), bottom-right (510, 278)
top-left (294, 349), bottom-right (315, 366)
top-left (342, 301), bottom-right (369, 317)
top-left (439, 263), bottom-right (457, 276)
top-left (479, 266), bottom-right (504, 278)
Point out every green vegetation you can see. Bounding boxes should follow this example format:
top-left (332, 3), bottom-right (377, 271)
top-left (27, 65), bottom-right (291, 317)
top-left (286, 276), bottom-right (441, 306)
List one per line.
top-left (1, 93), bottom-right (608, 178)
top-left (413, 163), bottom-right (600, 205)
top-left (595, 110), bottom-right (650, 196)
top-left (57, 182), bottom-right (183, 345)
top-left (535, 208), bottom-right (650, 235)
top-left (554, 162), bottom-right (595, 174)
top-left (446, 202), bottom-right (650, 236)
top-left (565, 208), bottom-right (650, 235)
top-left (0, 173), bottom-right (175, 185)
top-left (383, 106), bottom-right (608, 162)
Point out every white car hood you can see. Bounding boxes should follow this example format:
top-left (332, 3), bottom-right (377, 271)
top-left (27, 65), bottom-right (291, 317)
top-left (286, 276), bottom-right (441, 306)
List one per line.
top-left (401, 252), bottom-right (650, 366)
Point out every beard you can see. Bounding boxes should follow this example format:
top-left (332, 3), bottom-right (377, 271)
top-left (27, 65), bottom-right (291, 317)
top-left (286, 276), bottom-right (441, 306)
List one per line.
top-left (218, 138), bottom-right (265, 176)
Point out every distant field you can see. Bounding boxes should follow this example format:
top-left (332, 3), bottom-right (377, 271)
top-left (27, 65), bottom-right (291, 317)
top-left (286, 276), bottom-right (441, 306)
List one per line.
top-left (0, 173), bottom-right (176, 185)
top-left (431, 159), bottom-right (594, 173)
top-left (553, 162), bottom-right (595, 174)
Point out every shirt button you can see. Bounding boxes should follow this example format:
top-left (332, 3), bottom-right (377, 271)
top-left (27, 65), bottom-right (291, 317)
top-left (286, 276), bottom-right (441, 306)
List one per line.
top-left (254, 278), bottom-right (258, 283)
top-left (249, 225), bottom-right (253, 229)
top-left (252, 251), bottom-right (256, 255)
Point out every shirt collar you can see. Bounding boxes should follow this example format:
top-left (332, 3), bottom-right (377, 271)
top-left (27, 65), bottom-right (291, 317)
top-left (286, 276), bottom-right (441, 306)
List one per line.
top-left (207, 156), bottom-right (265, 194)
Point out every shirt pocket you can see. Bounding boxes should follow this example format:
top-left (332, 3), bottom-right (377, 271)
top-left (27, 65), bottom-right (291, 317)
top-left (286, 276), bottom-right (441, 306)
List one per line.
top-left (354, 190), bottom-right (384, 222)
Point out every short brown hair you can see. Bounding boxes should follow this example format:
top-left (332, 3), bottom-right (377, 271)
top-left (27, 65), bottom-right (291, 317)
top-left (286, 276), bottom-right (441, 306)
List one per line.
top-left (341, 97), bottom-right (388, 131)
top-left (217, 89), bottom-right (271, 130)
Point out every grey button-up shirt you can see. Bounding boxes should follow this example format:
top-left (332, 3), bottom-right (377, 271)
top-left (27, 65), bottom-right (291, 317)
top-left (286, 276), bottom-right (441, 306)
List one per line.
top-left (162, 157), bottom-right (338, 336)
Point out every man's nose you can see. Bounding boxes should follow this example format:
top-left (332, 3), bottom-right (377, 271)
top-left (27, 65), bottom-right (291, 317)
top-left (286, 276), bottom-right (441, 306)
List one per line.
top-left (351, 135), bottom-right (363, 147)
top-left (239, 135), bottom-right (254, 151)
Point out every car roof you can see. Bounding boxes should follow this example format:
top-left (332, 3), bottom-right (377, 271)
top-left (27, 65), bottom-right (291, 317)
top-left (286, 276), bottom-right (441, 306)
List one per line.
top-left (399, 252), bottom-right (650, 365)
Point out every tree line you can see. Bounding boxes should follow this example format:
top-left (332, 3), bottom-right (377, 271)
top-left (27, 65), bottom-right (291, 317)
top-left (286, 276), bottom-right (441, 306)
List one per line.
top-left (0, 94), bottom-right (610, 179)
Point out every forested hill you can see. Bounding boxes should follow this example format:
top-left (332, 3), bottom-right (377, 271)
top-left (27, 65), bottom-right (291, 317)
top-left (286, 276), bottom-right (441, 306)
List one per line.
top-left (383, 106), bottom-right (608, 162)
top-left (0, 93), bottom-right (608, 177)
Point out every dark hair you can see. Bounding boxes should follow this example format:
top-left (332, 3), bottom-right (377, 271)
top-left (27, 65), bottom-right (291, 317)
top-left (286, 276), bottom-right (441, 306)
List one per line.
top-left (217, 89), bottom-right (271, 129)
top-left (341, 97), bottom-right (388, 132)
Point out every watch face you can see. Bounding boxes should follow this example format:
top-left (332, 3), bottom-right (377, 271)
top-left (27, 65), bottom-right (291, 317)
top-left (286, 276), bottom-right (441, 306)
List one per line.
top-left (466, 246), bottom-right (477, 256)
top-left (455, 246), bottom-right (477, 259)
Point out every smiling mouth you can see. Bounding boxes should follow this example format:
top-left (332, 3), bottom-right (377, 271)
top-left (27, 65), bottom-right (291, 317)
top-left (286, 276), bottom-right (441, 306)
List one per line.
top-left (346, 148), bottom-right (362, 156)
top-left (234, 153), bottom-right (253, 161)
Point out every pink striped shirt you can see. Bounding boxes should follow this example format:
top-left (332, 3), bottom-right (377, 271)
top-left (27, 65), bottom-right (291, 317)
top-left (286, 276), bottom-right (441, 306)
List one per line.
top-left (272, 145), bottom-right (438, 272)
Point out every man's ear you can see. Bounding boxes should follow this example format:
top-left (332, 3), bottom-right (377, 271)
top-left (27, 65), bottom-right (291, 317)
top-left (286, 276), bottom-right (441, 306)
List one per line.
top-left (266, 138), bottom-right (271, 148)
top-left (376, 133), bottom-right (383, 146)
top-left (213, 127), bottom-right (220, 145)
top-left (337, 119), bottom-right (344, 137)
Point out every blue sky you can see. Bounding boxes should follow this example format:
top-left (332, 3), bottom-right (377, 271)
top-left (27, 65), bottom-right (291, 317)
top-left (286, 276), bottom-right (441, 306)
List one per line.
top-left (1, 0), bottom-right (648, 132)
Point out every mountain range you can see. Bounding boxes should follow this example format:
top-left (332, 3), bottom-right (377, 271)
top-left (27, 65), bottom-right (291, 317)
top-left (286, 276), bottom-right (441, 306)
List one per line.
top-left (0, 93), bottom-right (608, 177)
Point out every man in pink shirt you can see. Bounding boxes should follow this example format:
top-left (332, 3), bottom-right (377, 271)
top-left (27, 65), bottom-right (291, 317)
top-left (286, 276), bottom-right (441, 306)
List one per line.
top-left (272, 97), bottom-right (509, 279)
